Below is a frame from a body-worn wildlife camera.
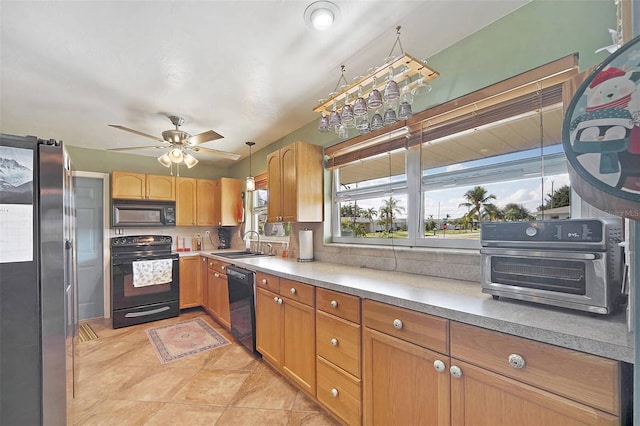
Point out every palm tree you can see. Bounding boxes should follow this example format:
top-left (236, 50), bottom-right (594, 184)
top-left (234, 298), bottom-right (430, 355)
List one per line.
top-left (503, 203), bottom-right (533, 221)
top-left (458, 186), bottom-right (496, 227)
top-left (483, 203), bottom-right (504, 222)
top-left (361, 207), bottom-right (378, 234)
top-left (378, 197), bottom-right (406, 234)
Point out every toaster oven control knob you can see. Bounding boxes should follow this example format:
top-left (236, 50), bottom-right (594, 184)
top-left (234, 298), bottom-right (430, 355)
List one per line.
top-left (508, 353), bottom-right (526, 369)
top-left (392, 319), bottom-right (403, 330)
top-left (450, 365), bottom-right (463, 378)
top-left (433, 360), bottom-right (446, 373)
top-left (525, 226), bottom-right (537, 237)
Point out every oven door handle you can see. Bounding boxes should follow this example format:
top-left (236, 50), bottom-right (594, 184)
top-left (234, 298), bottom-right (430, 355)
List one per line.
top-left (124, 306), bottom-right (171, 317)
top-left (480, 248), bottom-right (599, 260)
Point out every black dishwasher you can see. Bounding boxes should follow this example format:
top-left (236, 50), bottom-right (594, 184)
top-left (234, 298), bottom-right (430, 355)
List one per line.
top-left (226, 265), bottom-right (260, 356)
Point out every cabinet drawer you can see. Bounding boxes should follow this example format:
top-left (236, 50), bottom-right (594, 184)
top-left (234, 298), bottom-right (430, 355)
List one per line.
top-left (256, 272), bottom-right (280, 293)
top-left (316, 311), bottom-right (361, 378)
top-left (207, 258), bottom-right (229, 274)
top-left (316, 288), bottom-right (360, 323)
top-left (280, 279), bottom-right (314, 306)
top-left (450, 322), bottom-right (621, 415)
top-left (317, 356), bottom-right (361, 426)
top-left (363, 299), bottom-right (449, 355)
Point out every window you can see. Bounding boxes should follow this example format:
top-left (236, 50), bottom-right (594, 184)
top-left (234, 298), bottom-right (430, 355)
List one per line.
top-left (249, 173), bottom-right (290, 242)
top-left (328, 55), bottom-right (579, 249)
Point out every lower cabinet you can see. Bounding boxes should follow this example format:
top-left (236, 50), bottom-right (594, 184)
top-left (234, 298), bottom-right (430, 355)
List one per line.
top-left (205, 259), bottom-right (230, 329)
top-left (179, 256), bottom-right (201, 309)
top-left (255, 273), bottom-right (316, 396)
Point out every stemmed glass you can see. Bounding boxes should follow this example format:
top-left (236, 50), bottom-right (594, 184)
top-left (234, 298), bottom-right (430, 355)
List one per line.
top-left (412, 74), bottom-right (432, 96)
top-left (317, 111), bottom-right (330, 132)
top-left (370, 110), bottom-right (384, 130)
top-left (383, 69), bottom-right (400, 102)
top-left (340, 93), bottom-right (355, 128)
top-left (353, 86), bottom-right (368, 116)
top-left (383, 107), bottom-right (397, 125)
top-left (367, 76), bottom-right (383, 110)
top-left (328, 101), bottom-right (341, 129)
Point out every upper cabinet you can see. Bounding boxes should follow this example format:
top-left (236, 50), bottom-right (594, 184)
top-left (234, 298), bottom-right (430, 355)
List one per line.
top-left (111, 171), bottom-right (175, 201)
top-left (267, 141), bottom-right (323, 223)
top-left (214, 177), bottom-right (242, 227)
top-left (176, 178), bottom-right (216, 226)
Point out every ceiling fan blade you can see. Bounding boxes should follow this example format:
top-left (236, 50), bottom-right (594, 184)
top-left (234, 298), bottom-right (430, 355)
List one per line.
top-left (185, 130), bottom-right (223, 145)
top-left (191, 146), bottom-right (241, 161)
top-left (108, 124), bottom-right (166, 143)
top-left (107, 145), bottom-right (166, 151)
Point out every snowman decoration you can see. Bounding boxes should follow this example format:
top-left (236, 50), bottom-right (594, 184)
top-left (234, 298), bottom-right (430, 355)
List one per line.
top-left (568, 66), bottom-right (640, 192)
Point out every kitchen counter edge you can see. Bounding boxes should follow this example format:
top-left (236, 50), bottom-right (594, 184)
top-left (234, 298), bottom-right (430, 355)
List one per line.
top-left (202, 252), bottom-right (634, 363)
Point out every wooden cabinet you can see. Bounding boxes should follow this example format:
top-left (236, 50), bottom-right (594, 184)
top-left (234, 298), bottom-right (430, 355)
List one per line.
top-left (179, 256), bottom-right (201, 309)
top-left (176, 178), bottom-right (215, 226)
top-left (111, 171), bottom-right (175, 200)
top-left (213, 177), bottom-right (242, 226)
top-left (255, 273), bottom-right (316, 396)
top-left (205, 258), bottom-right (231, 329)
top-left (363, 299), bottom-right (451, 426)
top-left (449, 322), bottom-right (624, 425)
top-left (200, 256), bottom-right (209, 310)
top-left (266, 141), bottom-right (323, 223)
top-left (316, 288), bottom-right (362, 426)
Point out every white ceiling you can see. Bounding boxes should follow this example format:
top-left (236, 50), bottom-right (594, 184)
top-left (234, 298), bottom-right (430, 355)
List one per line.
top-left (0, 0), bottom-right (530, 167)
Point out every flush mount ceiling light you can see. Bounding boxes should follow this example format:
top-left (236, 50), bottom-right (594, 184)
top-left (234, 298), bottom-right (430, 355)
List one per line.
top-left (304, 1), bottom-right (340, 31)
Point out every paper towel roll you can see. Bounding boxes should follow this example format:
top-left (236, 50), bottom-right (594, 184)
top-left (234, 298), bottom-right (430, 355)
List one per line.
top-left (298, 229), bottom-right (314, 261)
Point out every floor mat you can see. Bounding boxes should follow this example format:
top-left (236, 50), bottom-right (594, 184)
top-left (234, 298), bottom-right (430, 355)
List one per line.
top-left (146, 318), bottom-right (230, 364)
top-left (78, 322), bottom-right (98, 342)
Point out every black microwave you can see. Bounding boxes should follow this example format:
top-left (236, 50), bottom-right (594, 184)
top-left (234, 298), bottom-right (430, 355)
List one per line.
top-left (112, 199), bottom-right (176, 227)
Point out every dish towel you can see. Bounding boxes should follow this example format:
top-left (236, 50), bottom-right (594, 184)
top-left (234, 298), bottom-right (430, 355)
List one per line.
top-left (132, 259), bottom-right (173, 287)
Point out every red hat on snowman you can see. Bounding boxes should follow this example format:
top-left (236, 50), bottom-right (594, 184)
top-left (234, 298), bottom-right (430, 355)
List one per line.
top-left (589, 67), bottom-right (626, 89)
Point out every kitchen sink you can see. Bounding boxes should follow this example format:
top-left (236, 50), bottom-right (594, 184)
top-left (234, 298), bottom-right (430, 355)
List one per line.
top-left (212, 251), bottom-right (268, 259)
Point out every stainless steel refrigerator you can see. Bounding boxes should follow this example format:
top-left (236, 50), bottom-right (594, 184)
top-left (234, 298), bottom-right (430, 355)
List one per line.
top-left (0, 134), bottom-right (77, 425)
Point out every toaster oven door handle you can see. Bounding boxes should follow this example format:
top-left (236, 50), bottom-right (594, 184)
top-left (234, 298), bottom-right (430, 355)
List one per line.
top-left (480, 248), bottom-right (599, 260)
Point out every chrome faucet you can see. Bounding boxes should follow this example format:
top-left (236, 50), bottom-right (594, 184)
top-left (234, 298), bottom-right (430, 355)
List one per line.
top-left (243, 230), bottom-right (260, 253)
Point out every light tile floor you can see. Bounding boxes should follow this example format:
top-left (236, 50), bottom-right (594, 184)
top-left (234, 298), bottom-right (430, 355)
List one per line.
top-left (71, 309), bottom-right (341, 425)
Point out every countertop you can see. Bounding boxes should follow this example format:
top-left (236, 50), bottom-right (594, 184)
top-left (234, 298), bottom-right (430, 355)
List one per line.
top-left (193, 250), bottom-right (634, 363)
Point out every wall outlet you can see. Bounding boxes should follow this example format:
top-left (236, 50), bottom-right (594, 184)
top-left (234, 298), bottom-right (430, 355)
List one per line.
top-left (205, 230), bottom-right (211, 237)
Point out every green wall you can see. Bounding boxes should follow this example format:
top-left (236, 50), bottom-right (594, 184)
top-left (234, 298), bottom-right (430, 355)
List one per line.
top-left (69, 0), bottom-right (616, 181)
top-left (228, 0), bottom-right (616, 179)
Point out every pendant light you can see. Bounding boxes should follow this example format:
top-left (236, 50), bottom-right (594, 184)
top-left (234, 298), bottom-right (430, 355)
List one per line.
top-left (245, 141), bottom-right (256, 192)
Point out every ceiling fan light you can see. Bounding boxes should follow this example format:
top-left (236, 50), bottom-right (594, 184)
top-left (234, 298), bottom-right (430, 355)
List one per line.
top-left (183, 153), bottom-right (199, 168)
top-left (169, 148), bottom-right (184, 163)
top-left (158, 153), bottom-right (172, 167)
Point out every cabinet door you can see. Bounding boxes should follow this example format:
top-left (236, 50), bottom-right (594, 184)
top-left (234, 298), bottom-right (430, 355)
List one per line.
top-left (176, 177), bottom-right (197, 226)
top-left (213, 272), bottom-right (230, 329)
top-left (196, 179), bottom-right (215, 226)
top-left (282, 297), bottom-right (316, 396)
top-left (279, 144), bottom-right (297, 222)
top-left (200, 257), bottom-right (209, 310)
top-left (218, 178), bottom-right (241, 226)
top-left (363, 327), bottom-right (450, 426)
top-left (206, 268), bottom-right (217, 316)
top-left (266, 150), bottom-right (282, 222)
top-left (255, 286), bottom-right (282, 366)
top-left (450, 360), bottom-right (619, 426)
top-left (179, 257), bottom-right (200, 309)
top-left (146, 174), bottom-right (175, 200)
top-left (111, 171), bottom-right (145, 199)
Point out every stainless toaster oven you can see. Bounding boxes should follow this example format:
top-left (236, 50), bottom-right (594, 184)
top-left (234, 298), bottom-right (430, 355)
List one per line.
top-left (480, 218), bottom-right (624, 314)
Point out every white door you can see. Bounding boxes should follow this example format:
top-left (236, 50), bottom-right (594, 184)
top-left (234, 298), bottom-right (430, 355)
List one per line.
top-left (73, 176), bottom-right (105, 320)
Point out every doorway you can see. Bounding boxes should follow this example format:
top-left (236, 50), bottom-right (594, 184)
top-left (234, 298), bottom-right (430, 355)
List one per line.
top-left (73, 172), bottom-right (110, 320)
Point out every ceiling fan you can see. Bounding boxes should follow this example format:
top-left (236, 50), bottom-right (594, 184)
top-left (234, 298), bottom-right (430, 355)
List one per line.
top-left (108, 115), bottom-right (241, 168)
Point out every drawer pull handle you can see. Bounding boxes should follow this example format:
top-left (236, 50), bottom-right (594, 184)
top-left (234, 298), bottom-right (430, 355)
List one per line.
top-left (330, 338), bottom-right (338, 346)
top-left (262, 279), bottom-right (267, 285)
top-left (277, 297), bottom-right (283, 305)
top-left (508, 353), bottom-right (526, 369)
top-left (392, 319), bottom-right (403, 330)
top-left (214, 273), bottom-right (220, 278)
top-left (221, 266), bottom-right (225, 270)
top-left (450, 365), bottom-right (462, 378)
top-left (209, 262), bottom-right (213, 267)
top-left (330, 388), bottom-right (339, 398)
top-left (330, 300), bottom-right (338, 308)
top-left (433, 360), bottom-right (445, 373)
top-left (290, 287), bottom-right (296, 295)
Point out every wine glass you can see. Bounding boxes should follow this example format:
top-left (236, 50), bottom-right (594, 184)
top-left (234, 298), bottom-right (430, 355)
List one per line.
top-left (412, 74), bottom-right (432, 96)
top-left (370, 110), bottom-right (384, 130)
top-left (400, 83), bottom-right (413, 105)
top-left (383, 70), bottom-right (400, 102)
top-left (398, 102), bottom-right (413, 120)
top-left (328, 101), bottom-right (341, 129)
top-left (367, 76), bottom-right (383, 110)
top-left (383, 107), bottom-right (397, 125)
top-left (353, 86), bottom-right (368, 116)
top-left (317, 111), bottom-right (330, 132)
top-left (340, 93), bottom-right (354, 125)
